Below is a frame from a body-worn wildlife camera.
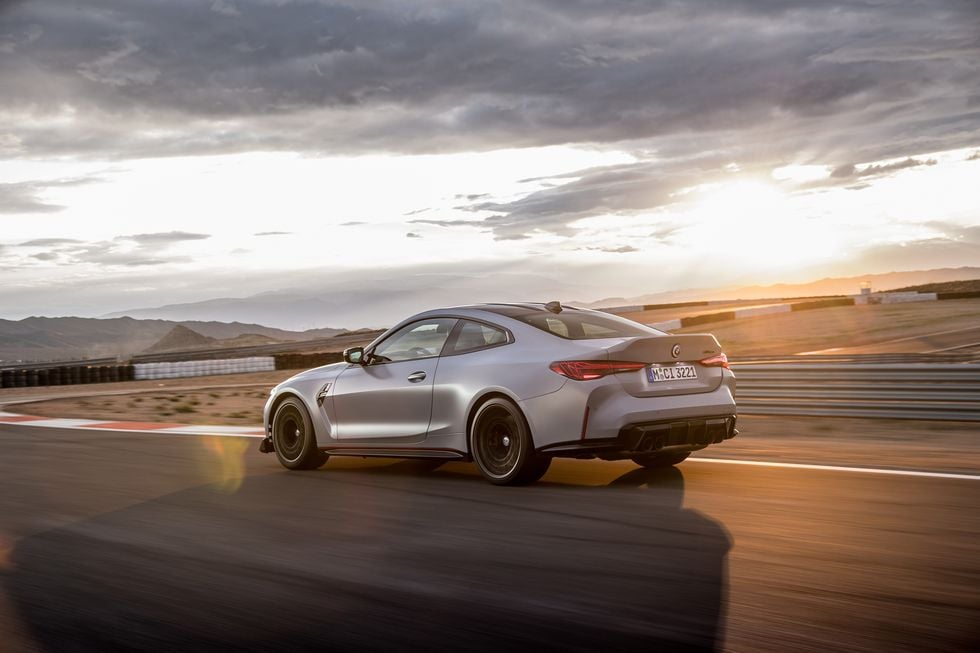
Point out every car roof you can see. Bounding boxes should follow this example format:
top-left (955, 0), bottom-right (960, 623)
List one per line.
top-left (446, 302), bottom-right (592, 317)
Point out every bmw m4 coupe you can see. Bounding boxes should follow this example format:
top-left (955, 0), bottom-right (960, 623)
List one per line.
top-left (260, 302), bottom-right (737, 485)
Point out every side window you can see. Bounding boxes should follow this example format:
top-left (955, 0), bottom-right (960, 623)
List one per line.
top-left (448, 320), bottom-right (509, 354)
top-left (371, 318), bottom-right (457, 363)
top-left (542, 317), bottom-right (569, 338)
top-left (580, 321), bottom-right (619, 338)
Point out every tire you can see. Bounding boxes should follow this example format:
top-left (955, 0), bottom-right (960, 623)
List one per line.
top-left (470, 397), bottom-right (551, 485)
top-left (630, 451), bottom-right (691, 469)
top-left (271, 397), bottom-right (328, 470)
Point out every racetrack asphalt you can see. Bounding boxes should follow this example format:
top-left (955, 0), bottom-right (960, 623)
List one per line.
top-left (1, 424), bottom-right (977, 652)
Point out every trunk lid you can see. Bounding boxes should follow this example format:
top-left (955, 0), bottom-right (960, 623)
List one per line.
top-left (605, 334), bottom-right (725, 397)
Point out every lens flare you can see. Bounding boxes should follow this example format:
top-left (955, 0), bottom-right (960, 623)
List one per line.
top-left (198, 436), bottom-right (250, 493)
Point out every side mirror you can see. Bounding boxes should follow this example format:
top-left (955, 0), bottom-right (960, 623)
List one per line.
top-left (343, 347), bottom-right (365, 365)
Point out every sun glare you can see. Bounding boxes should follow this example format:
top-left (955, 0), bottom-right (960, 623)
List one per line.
top-left (678, 179), bottom-right (840, 269)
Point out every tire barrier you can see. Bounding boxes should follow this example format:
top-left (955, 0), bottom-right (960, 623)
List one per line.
top-left (0, 364), bottom-right (138, 388)
top-left (132, 356), bottom-right (276, 380)
top-left (273, 352), bottom-right (344, 370)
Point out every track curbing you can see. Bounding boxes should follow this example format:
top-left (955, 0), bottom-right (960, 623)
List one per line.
top-left (0, 411), bottom-right (265, 437)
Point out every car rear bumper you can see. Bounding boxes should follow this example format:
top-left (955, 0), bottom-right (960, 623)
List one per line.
top-left (519, 368), bottom-right (737, 449)
top-left (538, 414), bottom-right (738, 459)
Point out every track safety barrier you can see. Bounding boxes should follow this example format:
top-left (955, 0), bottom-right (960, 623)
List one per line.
top-left (133, 357), bottom-right (276, 380)
top-left (0, 365), bottom-right (135, 388)
top-left (1, 352), bottom-right (348, 387)
top-left (733, 362), bottom-right (980, 421)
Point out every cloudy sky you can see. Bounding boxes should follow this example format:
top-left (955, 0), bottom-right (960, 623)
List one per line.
top-left (1, 0), bottom-right (978, 328)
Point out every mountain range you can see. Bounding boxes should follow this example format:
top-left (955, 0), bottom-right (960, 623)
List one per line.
top-left (107, 266), bottom-right (980, 327)
top-left (0, 317), bottom-right (344, 364)
top-left (580, 267), bottom-right (980, 308)
top-left (3, 266), bottom-right (977, 364)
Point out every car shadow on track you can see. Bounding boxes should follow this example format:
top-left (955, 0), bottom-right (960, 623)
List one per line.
top-left (4, 464), bottom-right (731, 652)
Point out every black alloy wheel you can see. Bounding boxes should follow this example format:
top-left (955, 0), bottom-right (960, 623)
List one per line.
top-left (470, 397), bottom-right (550, 485)
top-left (272, 397), bottom-right (328, 470)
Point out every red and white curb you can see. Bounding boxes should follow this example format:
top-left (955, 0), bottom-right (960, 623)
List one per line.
top-left (0, 411), bottom-right (265, 438)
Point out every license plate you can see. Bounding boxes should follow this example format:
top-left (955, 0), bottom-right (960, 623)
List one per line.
top-left (647, 364), bottom-right (698, 382)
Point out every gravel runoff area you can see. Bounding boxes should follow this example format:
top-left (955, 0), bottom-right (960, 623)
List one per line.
top-left (3, 370), bottom-right (978, 475)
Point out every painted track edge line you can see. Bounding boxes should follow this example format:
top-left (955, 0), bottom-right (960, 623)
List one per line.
top-left (691, 457), bottom-right (980, 481)
top-left (0, 414), bottom-right (265, 438)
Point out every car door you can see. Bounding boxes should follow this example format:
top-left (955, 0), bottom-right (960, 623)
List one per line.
top-left (333, 317), bottom-right (456, 440)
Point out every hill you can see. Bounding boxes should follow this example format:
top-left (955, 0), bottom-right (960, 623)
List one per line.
top-left (144, 325), bottom-right (215, 353)
top-left (888, 279), bottom-right (980, 294)
top-left (0, 316), bottom-right (346, 364)
top-left (583, 267), bottom-right (980, 308)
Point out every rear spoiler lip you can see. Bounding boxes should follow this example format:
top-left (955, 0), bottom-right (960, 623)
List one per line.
top-left (605, 334), bottom-right (723, 363)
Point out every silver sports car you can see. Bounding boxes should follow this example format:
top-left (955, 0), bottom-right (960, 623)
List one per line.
top-left (260, 302), bottom-right (737, 485)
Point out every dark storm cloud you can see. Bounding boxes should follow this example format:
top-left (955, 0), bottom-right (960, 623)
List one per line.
top-left (2, 1), bottom-right (978, 238)
top-left (1, 0), bottom-right (976, 162)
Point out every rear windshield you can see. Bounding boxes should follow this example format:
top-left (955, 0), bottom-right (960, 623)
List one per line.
top-left (510, 310), bottom-right (662, 340)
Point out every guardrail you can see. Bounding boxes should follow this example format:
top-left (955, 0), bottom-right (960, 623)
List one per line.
top-left (733, 363), bottom-right (980, 421)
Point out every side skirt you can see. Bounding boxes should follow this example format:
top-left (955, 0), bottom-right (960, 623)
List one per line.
top-left (320, 446), bottom-right (467, 460)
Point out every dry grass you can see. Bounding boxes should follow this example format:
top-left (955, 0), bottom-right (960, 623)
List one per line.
top-left (12, 386), bottom-right (274, 425)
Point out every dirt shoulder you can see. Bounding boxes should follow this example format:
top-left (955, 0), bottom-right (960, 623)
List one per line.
top-left (0, 370), bottom-right (297, 427)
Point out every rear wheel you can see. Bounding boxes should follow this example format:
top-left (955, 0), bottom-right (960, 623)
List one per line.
top-left (272, 397), bottom-right (328, 470)
top-left (630, 451), bottom-right (690, 469)
top-left (470, 398), bottom-right (551, 485)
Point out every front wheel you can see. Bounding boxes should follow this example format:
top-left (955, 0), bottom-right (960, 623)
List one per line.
top-left (630, 451), bottom-right (690, 469)
top-left (271, 397), bottom-right (328, 470)
top-left (470, 398), bottom-right (551, 485)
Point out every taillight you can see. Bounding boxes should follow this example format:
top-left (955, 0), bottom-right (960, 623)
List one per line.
top-left (549, 360), bottom-right (647, 381)
top-left (699, 353), bottom-right (730, 369)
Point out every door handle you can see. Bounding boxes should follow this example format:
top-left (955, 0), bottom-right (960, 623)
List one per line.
top-left (407, 371), bottom-right (427, 383)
